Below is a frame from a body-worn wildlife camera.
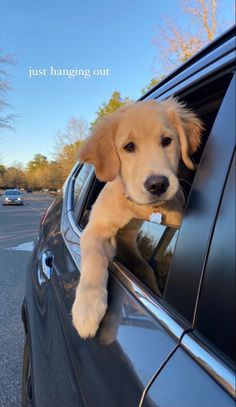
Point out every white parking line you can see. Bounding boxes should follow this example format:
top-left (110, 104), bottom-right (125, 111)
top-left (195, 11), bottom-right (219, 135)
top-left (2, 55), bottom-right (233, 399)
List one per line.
top-left (0, 230), bottom-right (37, 242)
top-left (0, 208), bottom-right (28, 213)
top-left (1, 221), bottom-right (39, 228)
top-left (1, 205), bottom-right (47, 214)
top-left (24, 204), bottom-right (46, 214)
top-left (4, 241), bottom-right (34, 252)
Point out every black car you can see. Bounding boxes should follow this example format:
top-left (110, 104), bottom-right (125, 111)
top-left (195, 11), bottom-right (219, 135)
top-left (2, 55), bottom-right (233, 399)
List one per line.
top-left (22, 26), bottom-right (236, 407)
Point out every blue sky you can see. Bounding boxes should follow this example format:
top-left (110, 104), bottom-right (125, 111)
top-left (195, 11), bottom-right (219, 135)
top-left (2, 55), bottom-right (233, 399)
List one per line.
top-left (0, 0), bottom-right (234, 167)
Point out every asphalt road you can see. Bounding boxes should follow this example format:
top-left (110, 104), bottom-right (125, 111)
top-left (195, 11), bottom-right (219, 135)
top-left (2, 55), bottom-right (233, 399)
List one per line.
top-left (0, 193), bottom-right (54, 407)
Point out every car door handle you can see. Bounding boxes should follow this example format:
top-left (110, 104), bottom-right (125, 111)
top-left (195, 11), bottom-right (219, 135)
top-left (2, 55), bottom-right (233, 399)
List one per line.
top-left (38, 251), bottom-right (54, 285)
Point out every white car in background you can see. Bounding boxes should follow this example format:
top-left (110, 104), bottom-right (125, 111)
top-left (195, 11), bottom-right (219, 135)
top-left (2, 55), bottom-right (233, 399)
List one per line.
top-left (2, 189), bottom-right (24, 205)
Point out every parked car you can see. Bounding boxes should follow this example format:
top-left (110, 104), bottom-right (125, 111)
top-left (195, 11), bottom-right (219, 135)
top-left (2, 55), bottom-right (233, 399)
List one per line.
top-left (2, 189), bottom-right (24, 205)
top-left (21, 26), bottom-right (236, 407)
top-left (49, 189), bottom-right (58, 195)
top-left (26, 188), bottom-right (33, 193)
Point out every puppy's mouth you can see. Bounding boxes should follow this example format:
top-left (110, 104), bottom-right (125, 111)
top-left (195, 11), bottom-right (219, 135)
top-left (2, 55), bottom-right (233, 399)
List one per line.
top-left (145, 195), bottom-right (170, 205)
top-left (125, 182), bottom-right (179, 206)
top-left (126, 190), bottom-right (175, 206)
top-left (143, 193), bottom-right (175, 205)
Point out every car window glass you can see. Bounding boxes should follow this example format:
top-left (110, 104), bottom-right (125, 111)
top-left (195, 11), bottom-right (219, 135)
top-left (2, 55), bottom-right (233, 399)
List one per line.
top-left (73, 164), bottom-right (92, 208)
top-left (194, 157), bottom-right (235, 368)
top-left (116, 221), bottom-right (179, 295)
top-left (5, 190), bottom-right (21, 195)
top-left (79, 179), bottom-right (105, 229)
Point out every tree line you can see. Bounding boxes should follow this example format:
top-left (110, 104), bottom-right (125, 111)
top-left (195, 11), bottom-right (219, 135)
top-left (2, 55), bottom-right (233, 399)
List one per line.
top-left (0, 94), bottom-right (130, 190)
top-left (0, 0), bottom-right (234, 191)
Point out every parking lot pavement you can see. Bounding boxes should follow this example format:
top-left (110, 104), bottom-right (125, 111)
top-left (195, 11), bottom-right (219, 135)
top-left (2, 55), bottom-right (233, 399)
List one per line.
top-left (0, 193), bottom-right (54, 407)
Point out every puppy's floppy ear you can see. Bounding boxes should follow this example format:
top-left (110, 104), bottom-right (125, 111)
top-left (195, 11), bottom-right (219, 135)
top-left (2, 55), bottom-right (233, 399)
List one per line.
top-left (161, 97), bottom-right (204, 170)
top-left (78, 112), bottom-right (121, 182)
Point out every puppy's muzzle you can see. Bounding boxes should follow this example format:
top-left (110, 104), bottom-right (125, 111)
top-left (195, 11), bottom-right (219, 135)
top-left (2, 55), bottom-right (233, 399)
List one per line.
top-left (144, 175), bottom-right (169, 196)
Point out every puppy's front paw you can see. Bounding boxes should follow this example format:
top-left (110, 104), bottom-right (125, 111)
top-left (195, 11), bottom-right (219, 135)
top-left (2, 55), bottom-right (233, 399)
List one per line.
top-left (72, 285), bottom-right (108, 339)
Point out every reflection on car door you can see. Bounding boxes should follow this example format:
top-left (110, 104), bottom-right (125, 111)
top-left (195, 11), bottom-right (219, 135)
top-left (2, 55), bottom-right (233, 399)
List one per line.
top-left (141, 347), bottom-right (235, 407)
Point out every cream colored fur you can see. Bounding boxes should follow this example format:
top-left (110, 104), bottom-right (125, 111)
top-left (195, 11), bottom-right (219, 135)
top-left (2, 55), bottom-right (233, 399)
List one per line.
top-left (72, 98), bottom-right (203, 338)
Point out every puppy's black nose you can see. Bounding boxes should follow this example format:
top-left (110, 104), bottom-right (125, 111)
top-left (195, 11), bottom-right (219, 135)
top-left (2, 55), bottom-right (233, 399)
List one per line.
top-left (144, 175), bottom-right (169, 196)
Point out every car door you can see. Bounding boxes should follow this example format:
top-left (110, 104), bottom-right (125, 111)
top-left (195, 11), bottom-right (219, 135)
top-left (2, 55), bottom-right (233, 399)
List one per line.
top-left (140, 74), bottom-right (235, 407)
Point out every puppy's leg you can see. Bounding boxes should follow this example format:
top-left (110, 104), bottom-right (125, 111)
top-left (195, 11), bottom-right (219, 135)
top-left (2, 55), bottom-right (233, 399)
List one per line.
top-left (72, 179), bottom-right (133, 339)
top-left (72, 225), bottom-right (116, 339)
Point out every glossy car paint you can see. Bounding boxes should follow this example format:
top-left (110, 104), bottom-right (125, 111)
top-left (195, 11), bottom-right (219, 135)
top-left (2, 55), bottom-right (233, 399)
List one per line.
top-left (142, 348), bottom-right (234, 407)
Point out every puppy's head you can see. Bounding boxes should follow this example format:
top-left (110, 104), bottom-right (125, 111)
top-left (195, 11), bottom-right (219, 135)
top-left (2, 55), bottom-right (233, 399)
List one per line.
top-left (79, 98), bottom-right (203, 205)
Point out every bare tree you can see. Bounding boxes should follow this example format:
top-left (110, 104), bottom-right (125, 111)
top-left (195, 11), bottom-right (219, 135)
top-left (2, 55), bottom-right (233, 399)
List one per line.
top-left (152, 0), bottom-right (234, 76)
top-left (55, 116), bottom-right (88, 151)
top-left (54, 116), bottom-right (88, 179)
top-left (184, 0), bottom-right (217, 41)
top-left (0, 47), bottom-right (15, 129)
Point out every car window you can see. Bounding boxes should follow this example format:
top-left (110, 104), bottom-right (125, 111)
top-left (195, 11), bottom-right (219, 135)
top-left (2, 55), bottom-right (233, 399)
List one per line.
top-left (116, 221), bottom-right (179, 295)
top-left (194, 156), bottom-right (235, 368)
top-left (76, 73), bottom-right (234, 299)
top-left (79, 179), bottom-right (105, 229)
top-left (73, 163), bottom-right (93, 209)
top-left (5, 190), bottom-right (21, 195)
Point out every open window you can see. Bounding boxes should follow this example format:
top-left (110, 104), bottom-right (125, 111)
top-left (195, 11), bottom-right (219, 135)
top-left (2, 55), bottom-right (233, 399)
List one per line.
top-left (75, 72), bottom-right (234, 298)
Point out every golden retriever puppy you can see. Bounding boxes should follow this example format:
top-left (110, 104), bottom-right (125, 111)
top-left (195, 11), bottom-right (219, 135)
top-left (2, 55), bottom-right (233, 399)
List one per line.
top-left (72, 98), bottom-right (203, 339)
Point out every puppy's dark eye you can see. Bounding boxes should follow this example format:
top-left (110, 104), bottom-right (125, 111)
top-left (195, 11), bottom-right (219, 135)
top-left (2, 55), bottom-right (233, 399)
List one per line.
top-left (124, 142), bottom-right (136, 152)
top-left (161, 137), bottom-right (172, 147)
